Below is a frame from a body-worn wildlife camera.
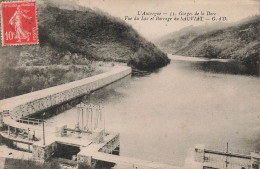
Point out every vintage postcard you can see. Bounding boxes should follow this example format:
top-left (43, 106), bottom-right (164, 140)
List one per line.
top-left (0, 0), bottom-right (259, 169)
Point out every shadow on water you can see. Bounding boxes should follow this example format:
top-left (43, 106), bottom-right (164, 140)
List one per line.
top-left (85, 74), bottom-right (131, 105)
top-left (173, 59), bottom-right (258, 76)
top-left (78, 161), bottom-right (116, 169)
top-left (192, 61), bottom-right (247, 75)
top-left (131, 67), bottom-right (163, 77)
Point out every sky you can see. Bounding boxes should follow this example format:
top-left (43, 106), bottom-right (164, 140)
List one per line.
top-left (78, 0), bottom-right (259, 40)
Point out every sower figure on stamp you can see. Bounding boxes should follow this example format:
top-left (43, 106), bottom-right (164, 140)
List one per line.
top-left (9, 5), bottom-right (33, 42)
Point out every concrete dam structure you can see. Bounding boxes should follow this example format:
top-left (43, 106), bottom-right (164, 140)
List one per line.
top-left (0, 66), bottom-right (181, 169)
top-left (0, 66), bottom-right (131, 120)
top-left (0, 65), bottom-right (259, 169)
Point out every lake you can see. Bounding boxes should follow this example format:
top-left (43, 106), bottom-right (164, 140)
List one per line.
top-left (47, 54), bottom-right (260, 166)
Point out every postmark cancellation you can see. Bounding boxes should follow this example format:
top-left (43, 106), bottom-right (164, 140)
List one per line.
top-left (1, 1), bottom-right (39, 46)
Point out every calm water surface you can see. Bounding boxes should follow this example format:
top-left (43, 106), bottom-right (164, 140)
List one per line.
top-left (47, 55), bottom-right (260, 166)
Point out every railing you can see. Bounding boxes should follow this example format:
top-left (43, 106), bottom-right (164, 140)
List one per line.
top-left (204, 149), bottom-right (251, 159)
top-left (16, 117), bottom-right (43, 126)
top-left (202, 149), bottom-right (254, 169)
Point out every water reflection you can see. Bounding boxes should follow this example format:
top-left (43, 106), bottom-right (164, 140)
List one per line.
top-left (171, 55), bottom-right (257, 76)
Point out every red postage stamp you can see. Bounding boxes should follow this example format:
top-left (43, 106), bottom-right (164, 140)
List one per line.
top-left (1, 1), bottom-right (39, 46)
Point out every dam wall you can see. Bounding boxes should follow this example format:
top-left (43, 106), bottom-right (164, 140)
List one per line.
top-left (0, 66), bottom-right (131, 120)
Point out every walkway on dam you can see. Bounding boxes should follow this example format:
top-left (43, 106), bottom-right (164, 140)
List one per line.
top-left (78, 133), bottom-right (181, 169)
top-left (3, 116), bottom-right (42, 131)
top-left (0, 66), bottom-right (131, 113)
top-left (0, 66), bottom-right (131, 130)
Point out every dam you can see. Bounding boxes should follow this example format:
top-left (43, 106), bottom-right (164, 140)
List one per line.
top-left (0, 66), bottom-right (179, 169)
top-left (0, 66), bottom-right (131, 121)
top-left (0, 60), bottom-right (259, 169)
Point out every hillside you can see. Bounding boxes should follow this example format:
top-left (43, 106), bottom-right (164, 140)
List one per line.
top-left (155, 23), bottom-right (230, 54)
top-left (0, 1), bottom-right (169, 99)
top-left (36, 2), bottom-right (169, 70)
top-left (156, 16), bottom-right (260, 75)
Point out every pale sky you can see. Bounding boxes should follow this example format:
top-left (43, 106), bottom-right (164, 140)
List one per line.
top-left (78, 0), bottom-right (259, 40)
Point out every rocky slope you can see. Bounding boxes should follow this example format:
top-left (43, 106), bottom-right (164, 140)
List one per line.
top-left (155, 23), bottom-right (231, 54)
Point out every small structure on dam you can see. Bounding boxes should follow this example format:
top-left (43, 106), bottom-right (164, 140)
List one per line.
top-left (31, 103), bottom-right (118, 163)
top-left (185, 144), bottom-right (260, 169)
